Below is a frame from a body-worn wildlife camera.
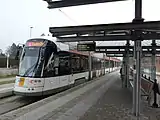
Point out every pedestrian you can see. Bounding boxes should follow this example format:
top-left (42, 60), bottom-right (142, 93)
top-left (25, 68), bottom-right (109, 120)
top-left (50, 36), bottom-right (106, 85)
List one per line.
top-left (120, 67), bottom-right (122, 76)
top-left (120, 65), bottom-right (125, 88)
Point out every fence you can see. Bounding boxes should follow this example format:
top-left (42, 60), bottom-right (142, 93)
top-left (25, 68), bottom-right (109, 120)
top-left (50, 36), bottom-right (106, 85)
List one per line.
top-left (0, 57), bottom-right (19, 68)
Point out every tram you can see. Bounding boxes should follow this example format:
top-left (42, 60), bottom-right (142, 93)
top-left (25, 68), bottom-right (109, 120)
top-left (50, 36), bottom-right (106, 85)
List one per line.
top-left (14, 38), bottom-right (113, 96)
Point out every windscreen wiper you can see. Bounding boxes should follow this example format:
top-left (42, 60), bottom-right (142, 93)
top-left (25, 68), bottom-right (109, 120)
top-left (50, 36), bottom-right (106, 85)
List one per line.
top-left (22, 63), bottom-right (37, 77)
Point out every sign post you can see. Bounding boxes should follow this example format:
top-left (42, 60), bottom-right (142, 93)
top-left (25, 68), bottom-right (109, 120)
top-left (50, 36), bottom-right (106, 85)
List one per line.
top-left (77, 42), bottom-right (96, 80)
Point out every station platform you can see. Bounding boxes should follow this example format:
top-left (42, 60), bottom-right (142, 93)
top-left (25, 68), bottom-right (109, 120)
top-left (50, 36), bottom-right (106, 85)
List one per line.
top-left (1, 70), bottom-right (160, 120)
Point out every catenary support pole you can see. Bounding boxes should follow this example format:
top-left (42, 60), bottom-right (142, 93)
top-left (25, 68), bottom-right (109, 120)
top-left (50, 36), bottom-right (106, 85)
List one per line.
top-left (109, 57), bottom-right (111, 73)
top-left (151, 40), bottom-right (158, 106)
top-left (103, 53), bottom-right (106, 75)
top-left (135, 39), bottom-right (142, 116)
top-left (151, 40), bottom-right (156, 81)
top-left (123, 56), bottom-right (127, 87)
top-left (125, 40), bottom-right (130, 88)
top-left (88, 51), bottom-right (92, 80)
top-left (133, 39), bottom-right (136, 114)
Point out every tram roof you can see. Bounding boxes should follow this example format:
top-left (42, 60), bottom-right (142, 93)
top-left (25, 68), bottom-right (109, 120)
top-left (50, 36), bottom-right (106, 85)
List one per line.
top-left (69, 50), bottom-right (121, 62)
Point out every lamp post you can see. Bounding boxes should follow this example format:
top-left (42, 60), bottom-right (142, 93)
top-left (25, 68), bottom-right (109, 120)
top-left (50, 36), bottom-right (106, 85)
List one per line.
top-left (7, 54), bottom-right (9, 68)
top-left (30, 27), bottom-right (33, 38)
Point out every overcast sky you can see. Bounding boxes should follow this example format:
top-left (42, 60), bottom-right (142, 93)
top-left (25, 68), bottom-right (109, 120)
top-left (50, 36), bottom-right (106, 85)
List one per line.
top-left (0, 0), bottom-right (160, 52)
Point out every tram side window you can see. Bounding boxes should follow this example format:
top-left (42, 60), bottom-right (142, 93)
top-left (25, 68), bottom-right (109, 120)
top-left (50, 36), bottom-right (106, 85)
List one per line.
top-left (59, 56), bottom-right (71, 75)
top-left (44, 46), bottom-right (55, 67)
top-left (92, 58), bottom-right (101, 70)
top-left (80, 56), bottom-right (85, 71)
top-left (43, 53), bottom-right (55, 77)
top-left (71, 55), bottom-right (80, 73)
top-left (80, 56), bottom-right (89, 72)
top-left (84, 57), bottom-right (89, 70)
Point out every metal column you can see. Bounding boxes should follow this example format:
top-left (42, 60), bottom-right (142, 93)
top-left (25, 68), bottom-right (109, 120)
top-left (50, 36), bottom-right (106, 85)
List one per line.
top-left (109, 57), bottom-right (111, 73)
top-left (123, 56), bottom-right (127, 87)
top-left (88, 51), bottom-right (92, 80)
top-left (135, 39), bottom-right (142, 116)
top-left (125, 40), bottom-right (130, 88)
top-left (151, 40), bottom-right (156, 81)
top-left (103, 53), bottom-right (106, 75)
top-left (132, 0), bottom-right (143, 116)
top-left (133, 39), bottom-right (136, 115)
top-left (112, 60), bottom-right (114, 71)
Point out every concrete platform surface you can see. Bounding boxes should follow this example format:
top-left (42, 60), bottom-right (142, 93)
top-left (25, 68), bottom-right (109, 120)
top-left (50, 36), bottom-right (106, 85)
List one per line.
top-left (79, 78), bottom-right (160, 120)
top-left (1, 70), bottom-right (160, 120)
top-left (0, 71), bottom-right (118, 120)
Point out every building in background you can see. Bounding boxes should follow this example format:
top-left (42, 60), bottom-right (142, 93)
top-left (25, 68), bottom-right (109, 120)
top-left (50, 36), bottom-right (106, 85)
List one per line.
top-left (141, 57), bottom-right (160, 73)
top-left (156, 57), bottom-right (160, 72)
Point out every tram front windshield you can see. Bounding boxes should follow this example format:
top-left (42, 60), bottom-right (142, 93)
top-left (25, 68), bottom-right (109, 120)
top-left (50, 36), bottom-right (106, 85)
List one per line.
top-left (18, 47), bottom-right (41, 77)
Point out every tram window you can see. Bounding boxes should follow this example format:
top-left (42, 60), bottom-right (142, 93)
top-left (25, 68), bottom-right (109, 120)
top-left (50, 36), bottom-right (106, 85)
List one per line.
top-left (71, 55), bottom-right (80, 73)
top-left (84, 57), bottom-right (88, 70)
top-left (54, 57), bottom-right (59, 67)
top-left (59, 56), bottom-right (71, 75)
top-left (43, 55), bottom-right (54, 77)
top-left (80, 57), bottom-right (85, 71)
top-left (76, 57), bottom-right (80, 70)
top-left (43, 53), bottom-right (58, 77)
top-left (44, 46), bottom-right (55, 68)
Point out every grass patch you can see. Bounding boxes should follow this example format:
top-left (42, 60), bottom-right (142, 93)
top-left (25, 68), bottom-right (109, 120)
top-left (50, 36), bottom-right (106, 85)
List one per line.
top-left (0, 74), bottom-right (16, 79)
top-left (0, 80), bottom-right (15, 85)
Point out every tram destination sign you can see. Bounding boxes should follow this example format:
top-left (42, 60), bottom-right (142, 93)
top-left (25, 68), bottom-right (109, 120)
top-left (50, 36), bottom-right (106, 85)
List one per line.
top-left (77, 42), bottom-right (96, 51)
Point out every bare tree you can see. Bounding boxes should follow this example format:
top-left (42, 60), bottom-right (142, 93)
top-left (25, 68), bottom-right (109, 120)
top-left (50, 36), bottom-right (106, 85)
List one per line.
top-left (0, 49), bottom-right (2, 54)
top-left (5, 43), bottom-right (17, 57)
top-left (5, 46), bottom-right (11, 56)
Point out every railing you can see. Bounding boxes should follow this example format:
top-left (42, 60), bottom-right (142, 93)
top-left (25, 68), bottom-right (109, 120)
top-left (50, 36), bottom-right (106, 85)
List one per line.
top-left (129, 68), bottom-right (160, 108)
top-left (141, 75), bottom-right (154, 97)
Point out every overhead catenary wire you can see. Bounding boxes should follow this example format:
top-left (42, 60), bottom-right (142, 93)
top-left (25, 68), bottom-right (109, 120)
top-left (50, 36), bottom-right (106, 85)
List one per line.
top-left (58, 9), bottom-right (79, 25)
top-left (58, 9), bottom-right (106, 49)
top-left (58, 9), bottom-right (79, 48)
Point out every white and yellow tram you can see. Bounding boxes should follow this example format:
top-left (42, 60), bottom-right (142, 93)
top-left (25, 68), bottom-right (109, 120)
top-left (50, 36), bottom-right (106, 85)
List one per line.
top-left (14, 38), bottom-right (119, 96)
